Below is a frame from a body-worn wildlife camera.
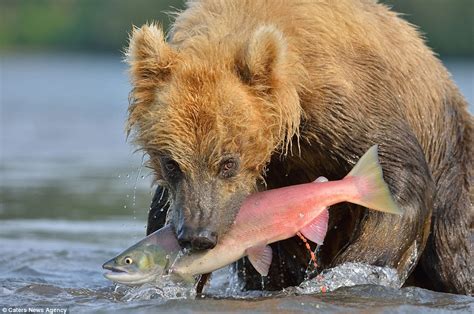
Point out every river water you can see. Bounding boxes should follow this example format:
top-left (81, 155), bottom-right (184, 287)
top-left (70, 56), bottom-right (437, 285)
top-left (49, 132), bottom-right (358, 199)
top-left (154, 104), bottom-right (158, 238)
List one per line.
top-left (0, 54), bottom-right (473, 313)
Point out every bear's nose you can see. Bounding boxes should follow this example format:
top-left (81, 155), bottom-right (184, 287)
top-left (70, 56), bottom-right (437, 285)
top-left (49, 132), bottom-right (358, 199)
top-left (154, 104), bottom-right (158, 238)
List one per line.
top-left (177, 227), bottom-right (218, 251)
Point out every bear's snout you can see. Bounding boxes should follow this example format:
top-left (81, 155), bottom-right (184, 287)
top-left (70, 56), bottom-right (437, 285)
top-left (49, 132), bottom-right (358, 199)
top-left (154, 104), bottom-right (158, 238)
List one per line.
top-left (177, 225), bottom-right (218, 251)
top-left (170, 176), bottom-right (247, 252)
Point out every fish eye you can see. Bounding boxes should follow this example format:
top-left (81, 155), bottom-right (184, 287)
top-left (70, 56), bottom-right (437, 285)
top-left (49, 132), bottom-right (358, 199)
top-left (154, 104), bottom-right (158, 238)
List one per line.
top-left (124, 257), bottom-right (133, 265)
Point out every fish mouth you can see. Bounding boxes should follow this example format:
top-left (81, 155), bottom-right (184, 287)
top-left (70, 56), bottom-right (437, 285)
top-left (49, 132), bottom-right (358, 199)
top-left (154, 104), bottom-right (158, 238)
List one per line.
top-left (102, 262), bottom-right (158, 285)
top-left (102, 263), bottom-right (126, 273)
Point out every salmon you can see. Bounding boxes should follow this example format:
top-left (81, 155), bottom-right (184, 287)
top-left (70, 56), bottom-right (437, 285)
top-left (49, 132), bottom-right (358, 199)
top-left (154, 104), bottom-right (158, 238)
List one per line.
top-left (103, 145), bottom-right (401, 285)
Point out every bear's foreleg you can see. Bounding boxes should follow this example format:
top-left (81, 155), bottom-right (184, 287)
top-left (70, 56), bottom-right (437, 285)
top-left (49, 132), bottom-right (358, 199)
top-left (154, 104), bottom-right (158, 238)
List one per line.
top-left (146, 186), bottom-right (169, 235)
top-left (331, 129), bottom-right (435, 284)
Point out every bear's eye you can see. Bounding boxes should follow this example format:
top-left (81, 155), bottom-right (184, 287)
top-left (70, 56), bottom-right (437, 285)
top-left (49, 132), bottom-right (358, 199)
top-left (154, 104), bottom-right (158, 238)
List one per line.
top-left (165, 160), bottom-right (179, 172)
top-left (220, 157), bottom-right (239, 179)
top-left (160, 157), bottom-right (182, 179)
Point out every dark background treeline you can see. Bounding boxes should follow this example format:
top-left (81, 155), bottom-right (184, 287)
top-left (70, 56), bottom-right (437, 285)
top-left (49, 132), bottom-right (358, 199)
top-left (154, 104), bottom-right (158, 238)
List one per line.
top-left (0, 0), bottom-right (473, 57)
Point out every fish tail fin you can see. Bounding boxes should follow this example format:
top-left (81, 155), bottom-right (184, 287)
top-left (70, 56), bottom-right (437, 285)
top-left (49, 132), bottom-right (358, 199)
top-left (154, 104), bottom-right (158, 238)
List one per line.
top-left (345, 145), bottom-right (402, 214)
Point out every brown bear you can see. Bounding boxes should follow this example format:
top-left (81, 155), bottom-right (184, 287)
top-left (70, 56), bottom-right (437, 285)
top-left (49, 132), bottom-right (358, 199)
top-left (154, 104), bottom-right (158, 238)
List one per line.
top-left (126, 0), bottom-right (472, 294)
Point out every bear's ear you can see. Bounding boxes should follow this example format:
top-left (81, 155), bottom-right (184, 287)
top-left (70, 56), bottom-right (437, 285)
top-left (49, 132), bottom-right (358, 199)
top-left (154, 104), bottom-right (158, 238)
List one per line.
top-left (236, 25), bottom-right (287, 94)
top-left (126, 23), bottom-right (177, 99)
top-left (126, 23), bottom-right (178, 136)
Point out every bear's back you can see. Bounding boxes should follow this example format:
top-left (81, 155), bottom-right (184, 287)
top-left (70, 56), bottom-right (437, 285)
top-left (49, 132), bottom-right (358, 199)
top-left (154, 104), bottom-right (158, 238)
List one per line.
top-left (170, 0), bottom-right (470, 172)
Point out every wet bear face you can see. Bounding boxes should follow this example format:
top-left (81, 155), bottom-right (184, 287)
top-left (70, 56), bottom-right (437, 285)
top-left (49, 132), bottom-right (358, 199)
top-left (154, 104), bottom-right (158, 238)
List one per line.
top-left (126, 24), bottom-right (300, 250)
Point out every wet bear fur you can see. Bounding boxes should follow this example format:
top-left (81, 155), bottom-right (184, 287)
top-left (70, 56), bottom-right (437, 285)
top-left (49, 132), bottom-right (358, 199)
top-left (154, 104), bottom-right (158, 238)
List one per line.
top-left (127, 0), bottom-right (472, 294)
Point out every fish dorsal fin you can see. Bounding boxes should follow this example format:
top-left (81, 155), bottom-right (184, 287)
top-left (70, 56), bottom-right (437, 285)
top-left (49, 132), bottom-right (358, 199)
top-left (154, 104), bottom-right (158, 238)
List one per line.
top-left (300, 208), bottom-right (329, 245)
top-left (246, 245), bottom-right (273, 276)
top-left (314, 176), bottom-right (328, 183)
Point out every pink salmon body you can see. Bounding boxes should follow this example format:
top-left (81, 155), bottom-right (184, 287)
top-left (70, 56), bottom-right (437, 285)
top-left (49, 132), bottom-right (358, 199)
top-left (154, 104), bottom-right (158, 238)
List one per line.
top-left (170, 145), bottom-right (401, 279)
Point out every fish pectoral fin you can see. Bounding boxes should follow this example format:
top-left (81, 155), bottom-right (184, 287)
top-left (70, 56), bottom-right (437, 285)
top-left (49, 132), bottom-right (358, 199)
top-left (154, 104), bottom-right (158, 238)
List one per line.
top-left (168, 271), bottom-right (196, 285)
top-left (300, 208), bottom-right (329, 245)
top-left (246, 245), bottom-right (273, 277)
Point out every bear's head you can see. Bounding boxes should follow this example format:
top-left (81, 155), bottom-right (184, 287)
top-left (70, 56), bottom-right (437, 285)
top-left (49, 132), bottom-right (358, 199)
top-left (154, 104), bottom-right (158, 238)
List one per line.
top-left (126, 23), bottom-right (301, 250)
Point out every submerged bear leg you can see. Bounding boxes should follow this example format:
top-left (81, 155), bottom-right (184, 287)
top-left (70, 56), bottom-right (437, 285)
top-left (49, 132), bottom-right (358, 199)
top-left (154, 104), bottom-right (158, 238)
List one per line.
top-left (416, 162), bottom-right (472, 294)
top-left (415, 103), bottom-right (472, 295)
top-left (238, 128), bottom-right (436, 290)
top-left (330, 131), bottom-right (435, 285)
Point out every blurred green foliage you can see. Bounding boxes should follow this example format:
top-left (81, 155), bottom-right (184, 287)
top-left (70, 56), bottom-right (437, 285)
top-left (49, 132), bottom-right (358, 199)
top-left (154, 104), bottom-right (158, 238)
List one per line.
top-left (0, 0), bottom-right (186, 53)
top-left (0, 0), bottom-right (472, 57)
top-left (383, 0), bottom-right (473, 58)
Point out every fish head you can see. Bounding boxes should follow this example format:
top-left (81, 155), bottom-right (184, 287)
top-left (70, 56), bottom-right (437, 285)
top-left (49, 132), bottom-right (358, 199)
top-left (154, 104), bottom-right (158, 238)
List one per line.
top-left (102, 225), bottom-right (181, 285)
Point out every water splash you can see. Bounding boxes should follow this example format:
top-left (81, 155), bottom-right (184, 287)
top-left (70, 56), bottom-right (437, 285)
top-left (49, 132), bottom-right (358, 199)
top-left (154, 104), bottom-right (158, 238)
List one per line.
top-left (132, 155), bottom-right (145, 208)
top-left (121, 281), bottom-right (195, 301)
top-left (114, 268), bottom-right (196, 302)
top-left (159, 187), bottom-right (166, 212)
top-left (304, 244), bottom-right (321, 281)
top-left (226, 264), bottom-right (243, 296)
top-left (296, 262), bottom-right (401, 294)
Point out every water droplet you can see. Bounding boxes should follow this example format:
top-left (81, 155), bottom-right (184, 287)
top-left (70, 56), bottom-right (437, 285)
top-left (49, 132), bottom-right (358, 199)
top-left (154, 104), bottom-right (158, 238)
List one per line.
top-left (126, 174), bottom-right (130, 178)
top-left (118, 174), bottom-right (121, 178)
top-left (334, 225), bottom-right (338, 229)
top-left (299, 213), bottom-right (304, 218)
top-left (123, 205), bottom-right (127, 209)
top-left (126, 194), bottom-right (130, 198)
top-left (293, 255), bottom-right (296, 259)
